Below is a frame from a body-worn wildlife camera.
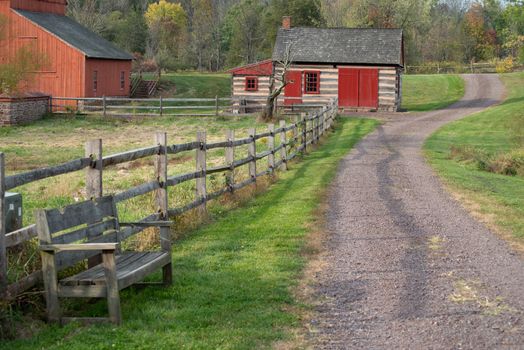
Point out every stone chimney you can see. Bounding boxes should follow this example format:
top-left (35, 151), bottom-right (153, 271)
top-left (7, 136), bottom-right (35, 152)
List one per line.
top-left (282, 16), bottom-right (291, 29)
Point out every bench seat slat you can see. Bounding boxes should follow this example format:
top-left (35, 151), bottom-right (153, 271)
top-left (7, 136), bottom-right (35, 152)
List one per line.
top-left (63, 252), bottom-right (149, 284)
top-left (59, 252), bottom-right (169, 289)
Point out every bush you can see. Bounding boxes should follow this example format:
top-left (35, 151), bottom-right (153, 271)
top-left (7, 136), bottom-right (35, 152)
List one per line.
top-left (450, 145), bottom-right (524, 177)
top-left (495, 57), bottom-right (515, 73)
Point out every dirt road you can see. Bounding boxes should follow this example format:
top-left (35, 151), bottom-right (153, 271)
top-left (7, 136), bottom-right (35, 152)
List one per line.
top-left (311, 74), bottom-right (524, 349)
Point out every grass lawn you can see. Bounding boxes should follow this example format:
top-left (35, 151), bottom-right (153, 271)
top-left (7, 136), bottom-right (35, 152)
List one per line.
top-left (424, 72), bottom-right (524, 241)
top-left (402, 74), bottom-right (465, 111)
top-left (157, 72), bottom-right (232, 98)
top-left (0, 113), bottom-right (297, 284)
top-left (3, 117), bottom-right (378, 349)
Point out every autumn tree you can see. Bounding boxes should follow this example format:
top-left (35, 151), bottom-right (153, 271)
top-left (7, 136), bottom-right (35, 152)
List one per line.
top-left (145, 0), bottom-right (188, 71)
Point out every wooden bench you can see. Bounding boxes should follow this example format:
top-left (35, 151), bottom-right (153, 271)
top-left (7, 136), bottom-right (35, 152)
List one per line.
top-left (36, 195), bottom-right (173, 325)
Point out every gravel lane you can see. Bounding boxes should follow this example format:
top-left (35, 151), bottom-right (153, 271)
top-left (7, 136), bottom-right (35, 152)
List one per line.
top-left (311, 74), bottom-right (524, 349)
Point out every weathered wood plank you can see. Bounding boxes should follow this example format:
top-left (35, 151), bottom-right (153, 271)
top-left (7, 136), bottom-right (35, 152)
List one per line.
top-left (196, 131), bottom-right (207, 215)
top-left (167, 197), bottom-right (206, 217)
top-left (166, 141), bottom-right (200, 154)
top-left (36, 208), bottom-right (61, 323)
top-left (248, 128), bottom-right (257, 181)
top-left (6, 224), bottom-right (37, 248)
top-left (41, 243), bottom-right (119, 252)
top-left (102, 250), bottom-right (121, 324)
top-left (225, 130), bottom-right (235, 190)
top-left (4, 158), bottom-right (91, 191)
top-left (279, 120), bottom-right (288, 171)
top-left (166, 171), bottom-right (200, 187)
top-left (268, 124), bottom-right (275, 172)
top-left (5, 270), bottom-right (42, 300)
top-left (114, 181), bottom-right (161, 203)
top-left (102, 146), bottom-right (159, 167)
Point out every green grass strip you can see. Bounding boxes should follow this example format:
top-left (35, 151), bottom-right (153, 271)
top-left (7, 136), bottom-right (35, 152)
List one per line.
top-left (6, 118), bottom-right (378, 350)
top-left (402, 74), bottom-right (465, 111)
top-left (424, 72), bottom-right (524, 239)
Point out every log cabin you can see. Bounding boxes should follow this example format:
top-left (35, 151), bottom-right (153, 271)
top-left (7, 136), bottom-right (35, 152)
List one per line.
top-left (231, 17), bottom-right (404, 112)
top-left (0, 0), bottom-right (133, 98)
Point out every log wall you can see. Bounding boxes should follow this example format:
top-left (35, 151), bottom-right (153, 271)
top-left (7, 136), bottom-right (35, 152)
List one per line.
top-left (274, 63), bottom-right (402, 112)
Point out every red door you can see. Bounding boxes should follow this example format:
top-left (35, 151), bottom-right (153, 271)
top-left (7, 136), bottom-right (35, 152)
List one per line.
top-left (338, 68), bottom-right (359, 107)
top-left (338, 68), bottom-right (378, 108)
top-left (358, 69), bottom-right (378, 108)
top-left (284, 71), bottom-right (302, 105)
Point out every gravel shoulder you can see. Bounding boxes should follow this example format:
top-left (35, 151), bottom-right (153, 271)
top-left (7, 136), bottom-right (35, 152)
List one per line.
top-left (311, 74), bottom-right (524, 349)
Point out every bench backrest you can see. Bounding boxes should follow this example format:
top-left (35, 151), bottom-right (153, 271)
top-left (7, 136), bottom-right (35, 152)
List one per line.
top-left (36, 196), bottom-right (120, 271)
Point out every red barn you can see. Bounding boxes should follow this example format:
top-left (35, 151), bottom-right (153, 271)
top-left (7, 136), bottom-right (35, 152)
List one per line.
top-left (0, 0), bottom-right (133, 98)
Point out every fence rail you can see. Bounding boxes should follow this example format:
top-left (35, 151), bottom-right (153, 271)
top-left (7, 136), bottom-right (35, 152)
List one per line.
top-left (50, 96), bottom-right (326, 118)
top-left (405, 62), bottom-right (524, 75)
top-left (0, 99), bottom-right (338, 300)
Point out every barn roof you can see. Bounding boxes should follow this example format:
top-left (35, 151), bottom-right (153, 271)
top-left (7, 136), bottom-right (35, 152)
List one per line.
top-left (272, 27), bottom-right (403, 66)
top-left (15, 10), bottom-right (134, 60)
top-left (228, 59), bottom-right (273, 76)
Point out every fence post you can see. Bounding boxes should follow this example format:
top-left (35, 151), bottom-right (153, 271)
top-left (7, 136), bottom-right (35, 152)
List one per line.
top-left (0, 153), bottom-right (6, 296)
top-left (154, 132), bottom-right (168, 219)
top-left (279, 120), bottom-right (288, 171)
top-left (248, 128), bottom-right (257, 181)
top-left (159, 96), bottom-right (163, 117)
top-left (215, 95), bottom-right (219, 116)
top-left (268, 124), bottom-right (275, 174)
top-left (225, 129), bottom-right (235, 191)
top-left (300, 113), bottom-right (307, 154)
top-left (85, 139), bottom-right (103, 268)
top-left (292, 116), bottom-right (299, 154)
top-left (196, 131), bottom-right (207, 215)
top-left (102, 96), bottom-right (107, 118)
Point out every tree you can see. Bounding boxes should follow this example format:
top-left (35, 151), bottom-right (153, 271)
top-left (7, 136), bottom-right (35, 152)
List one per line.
top-left (145, 0), bottom-right (188, 71)
top-left (225, 0), bottom-right (265, 66)
top-left (260, 44), bottom-right (293, 122)
top-left (191, 0), bottom-right (214, 71)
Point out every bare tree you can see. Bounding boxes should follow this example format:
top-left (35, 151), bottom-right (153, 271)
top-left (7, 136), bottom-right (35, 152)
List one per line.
top-left (260, 45), bottom-right (294, 122)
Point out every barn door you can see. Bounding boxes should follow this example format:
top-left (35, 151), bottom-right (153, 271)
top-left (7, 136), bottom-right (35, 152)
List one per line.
top-left (338, 68), bottom-right (359, 107)
top-left (284, 71), bottom-right (302, 105)
top-left (338, 68), bottom-right (378, 108)
top-left (358, 69), bottom-right (378, 108)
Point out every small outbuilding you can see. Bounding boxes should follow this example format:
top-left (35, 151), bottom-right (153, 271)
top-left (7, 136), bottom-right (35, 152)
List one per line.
top-left (0, 0), bottom-right (133, 98)
top-left (228, 59), bottom-right (273, 112)
top-left (230, 17), bottom-right (405, 112)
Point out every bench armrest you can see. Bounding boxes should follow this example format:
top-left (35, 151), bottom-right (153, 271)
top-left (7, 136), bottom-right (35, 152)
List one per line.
top-left (40, 243), bottom-right (119, 253)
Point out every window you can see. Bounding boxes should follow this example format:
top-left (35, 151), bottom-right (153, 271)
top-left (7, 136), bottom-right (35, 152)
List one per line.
top-left (304, 71), bottom-right (320, 94)
top-left (245, 76), bottom-right (258, 91)
top-left (93, 71), bottom-right (98, 92)
top-left (120, 71), bottom-right (125, 90)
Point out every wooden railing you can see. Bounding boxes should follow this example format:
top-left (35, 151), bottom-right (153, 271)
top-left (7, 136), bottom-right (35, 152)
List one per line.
top-left (49, 96), bottom-right (324, 118)
top-left (0, 99), bottom-right (338, 300)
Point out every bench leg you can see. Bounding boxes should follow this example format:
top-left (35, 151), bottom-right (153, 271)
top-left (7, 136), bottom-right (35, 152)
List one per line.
top-left (163, 263), bottom-right (173, 286)
top-left (41, 251), bottom-right (61, 323)
top-left (102, 250), bottom-right (121, 325)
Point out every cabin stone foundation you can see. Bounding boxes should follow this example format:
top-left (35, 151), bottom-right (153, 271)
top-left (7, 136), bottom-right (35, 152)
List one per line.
top-left (0, 95), bottom-right (50, 126)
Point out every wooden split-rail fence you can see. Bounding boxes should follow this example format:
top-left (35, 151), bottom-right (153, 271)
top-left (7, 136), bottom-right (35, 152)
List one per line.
top-left (0, 99), bottom-right (338, 301)
top-left (50, 96), bottom-right (325, 118)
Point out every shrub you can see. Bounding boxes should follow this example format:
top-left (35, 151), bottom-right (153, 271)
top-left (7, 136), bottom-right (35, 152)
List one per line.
top-left (495, 57), bottom-right (515, 73)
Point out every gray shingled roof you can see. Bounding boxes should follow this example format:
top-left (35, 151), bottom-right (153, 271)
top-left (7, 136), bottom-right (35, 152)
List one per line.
top-left (272, 27), bottom-right (403, 66)
top-left (15, 10), bottom-right (133, 60)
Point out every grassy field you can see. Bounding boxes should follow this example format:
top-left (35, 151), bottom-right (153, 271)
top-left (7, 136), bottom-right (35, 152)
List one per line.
top-left (157, 72), bottom-right (232, 98)
top-left (3, 118), bottom-right (378, 349)
top-left (424, 72), bottom-right (524, 242)
top-left (1, 112), bottom-right (300, 285)
top-left (402, 74), bottom-right (465, 111)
